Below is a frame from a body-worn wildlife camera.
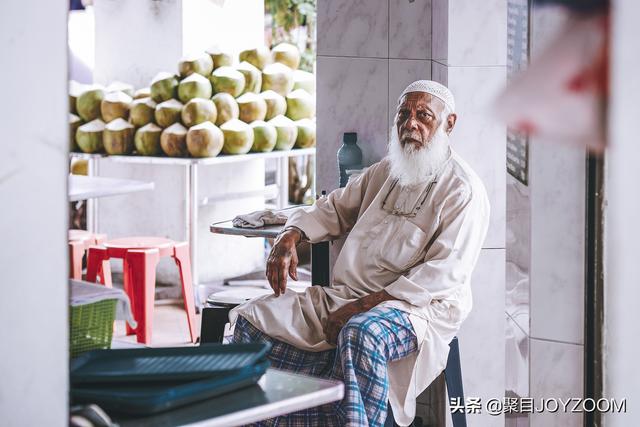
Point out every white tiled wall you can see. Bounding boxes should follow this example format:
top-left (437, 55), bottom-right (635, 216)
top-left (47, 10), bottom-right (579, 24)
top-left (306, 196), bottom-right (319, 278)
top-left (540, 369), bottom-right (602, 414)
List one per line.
top-left (317, 2), bottom-right (507, 426)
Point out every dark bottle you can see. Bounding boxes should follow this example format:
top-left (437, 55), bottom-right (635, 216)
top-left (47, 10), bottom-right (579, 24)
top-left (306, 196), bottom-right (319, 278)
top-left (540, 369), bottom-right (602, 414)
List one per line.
top-left (337, 132), bottom-right (363, 188)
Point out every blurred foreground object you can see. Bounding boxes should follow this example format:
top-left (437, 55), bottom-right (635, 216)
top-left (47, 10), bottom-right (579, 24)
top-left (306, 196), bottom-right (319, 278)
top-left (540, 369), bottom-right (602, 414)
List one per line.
top-left (496, 13), bottom-right (609, 152)
top-left (535, 0), bottom-right (608, 14)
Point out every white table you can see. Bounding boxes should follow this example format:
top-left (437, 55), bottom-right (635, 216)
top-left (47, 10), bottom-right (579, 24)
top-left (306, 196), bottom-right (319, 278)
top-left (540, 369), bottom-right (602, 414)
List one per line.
top-left (115, 368), bottom-right (344, 427)
top-left (68, 175), bottom-right (154, 202)
top-left (70, 149), bottom-right (315, 305)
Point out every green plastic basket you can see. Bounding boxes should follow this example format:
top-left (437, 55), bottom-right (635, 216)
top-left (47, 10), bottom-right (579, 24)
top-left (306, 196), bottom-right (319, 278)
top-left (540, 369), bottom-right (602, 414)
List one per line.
top-left (70, 299), bottom-right (117, 358)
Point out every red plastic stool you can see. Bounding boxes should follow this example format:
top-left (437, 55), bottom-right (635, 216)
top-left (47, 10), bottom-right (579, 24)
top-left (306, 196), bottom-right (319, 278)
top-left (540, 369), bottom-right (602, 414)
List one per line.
top-left (85, 237), bottom-right (197, 345)
top-left (68, 229), bottom-right (107, 281)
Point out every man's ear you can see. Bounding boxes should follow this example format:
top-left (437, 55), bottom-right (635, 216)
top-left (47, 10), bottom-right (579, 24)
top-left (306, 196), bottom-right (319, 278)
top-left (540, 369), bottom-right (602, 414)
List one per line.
top-left (446, 113), bottom-right (457, 134)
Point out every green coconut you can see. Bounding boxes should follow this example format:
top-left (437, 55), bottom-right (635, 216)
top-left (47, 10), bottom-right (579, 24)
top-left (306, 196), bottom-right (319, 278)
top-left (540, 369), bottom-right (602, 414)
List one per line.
top-left (178, 73), bottom-right (212, 103)
top-left (250, 120), bottom-right (277, 152)
top-left (236, 61), bottom-right (262, 94)
top-left (75, 119), bottom-right (105, 153)
top-left (271, 43), bottom-right (301, 69)
top-left (285, 89), bottom-right (315, 120)
top-left (210, 66), bottom-right (245, 97)
top-left (70, 159), bottom-right (88, 176)
top-left (150, 72), bottom-right (178, 103)
top-left (104, 118), bottom-right (134, 155)
top-left (155, 99), bottom-right (183, 128)
top-left (237, 92), bottom-right (267, 123)
top-left (187, 121), bottom-right (224, 158)
top-left (260, 90), bottom-right (287, 120)
top-left (178, 53), bottom-right (214, 78)
top-left (293, 70), bottom-right (316, 94)
top-left (261, 63), bottom-right (294, 96)
top-left (160, 123), bottom-right (189, 157)
top-left (268, 115), bottom-right (298, 151)
top-left (100, 91), bottom-right (132, 122)
top-left (220, 119), bottom-right (254, 154)
top-left (239, 46), bottom-right (271, 70)
top-left (69, 113), bottom-right (83, 151)
top-left (129, 97), bottom-right (157, 127)
top-left (134, 87), bottom-right (151, 99)
top-left (134, 123), bottom-right (163, 156)
top-left (205, 46), bottom-right (234, 69)
top-left (76, 86), bottom-right (105, 122)
top-left (106, 81), bottom-right (135, 97)
top-left (211, 93), bottom-right (239, 126)
top-left (181, 98), bottom-right (217, 128)
top-left (295, 118), bottom-right (316, 148)
top-left (69, 80), bottom-right (86, 114)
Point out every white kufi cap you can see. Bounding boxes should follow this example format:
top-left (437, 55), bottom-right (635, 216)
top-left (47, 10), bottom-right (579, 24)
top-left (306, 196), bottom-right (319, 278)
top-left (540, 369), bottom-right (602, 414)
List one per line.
top-left (399, 80), bottom-right (455, 112)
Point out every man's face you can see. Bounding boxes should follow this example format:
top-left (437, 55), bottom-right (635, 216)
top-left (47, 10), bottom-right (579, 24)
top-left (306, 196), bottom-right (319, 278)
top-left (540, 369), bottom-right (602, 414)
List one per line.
top-left (395, 92), bottom-right (452, 151)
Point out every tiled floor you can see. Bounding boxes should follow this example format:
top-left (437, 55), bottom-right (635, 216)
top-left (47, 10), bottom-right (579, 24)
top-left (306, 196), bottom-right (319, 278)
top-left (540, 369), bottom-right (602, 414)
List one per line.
top-left (113, 300), bottom-right (201, 347)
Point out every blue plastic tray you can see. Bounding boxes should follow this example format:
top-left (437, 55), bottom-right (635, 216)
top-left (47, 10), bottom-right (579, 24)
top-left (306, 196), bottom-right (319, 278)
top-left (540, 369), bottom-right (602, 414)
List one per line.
top-left (71, 359), bottom-right (270, 414)
top-left (70, 343), bottom-right (271, 384)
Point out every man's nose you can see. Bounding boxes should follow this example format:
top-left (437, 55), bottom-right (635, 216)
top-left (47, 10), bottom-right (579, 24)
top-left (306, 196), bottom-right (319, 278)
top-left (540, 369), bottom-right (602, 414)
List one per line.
top-left (404, 114), bottom-right (419, 131)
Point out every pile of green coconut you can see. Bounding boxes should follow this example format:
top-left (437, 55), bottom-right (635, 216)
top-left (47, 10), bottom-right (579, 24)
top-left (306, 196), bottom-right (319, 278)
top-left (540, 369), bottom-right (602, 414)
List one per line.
top-left (69, 43), bottom-right (316, 158)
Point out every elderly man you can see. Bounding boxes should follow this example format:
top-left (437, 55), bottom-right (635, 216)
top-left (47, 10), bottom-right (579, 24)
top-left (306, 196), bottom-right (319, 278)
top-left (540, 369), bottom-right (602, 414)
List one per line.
top-left (230, 80), bottom-right (490, 426)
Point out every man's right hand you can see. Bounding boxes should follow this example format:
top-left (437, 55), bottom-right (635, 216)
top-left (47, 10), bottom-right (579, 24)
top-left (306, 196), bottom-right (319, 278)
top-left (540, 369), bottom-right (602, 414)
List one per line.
top-left (266, 228), bottom-right (302, 297)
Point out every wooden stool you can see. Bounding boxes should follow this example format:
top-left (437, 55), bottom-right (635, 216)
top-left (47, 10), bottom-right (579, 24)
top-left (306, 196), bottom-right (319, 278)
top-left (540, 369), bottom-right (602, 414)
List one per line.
top-left (68, 229), bottom-right (107, 281)
top-left (85, 237), bottom-right (197, 345)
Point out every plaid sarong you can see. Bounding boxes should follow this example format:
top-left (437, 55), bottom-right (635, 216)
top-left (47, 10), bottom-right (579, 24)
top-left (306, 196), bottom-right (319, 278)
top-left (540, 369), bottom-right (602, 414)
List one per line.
top-left (233, 306), bottom-right (418, 426)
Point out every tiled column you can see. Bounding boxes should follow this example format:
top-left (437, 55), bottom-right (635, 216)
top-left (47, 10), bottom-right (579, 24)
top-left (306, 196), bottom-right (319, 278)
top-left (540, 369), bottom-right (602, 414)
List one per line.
top-left (605, 0), bottom-right (640, 425)
top-left (432, 1), bottom-right (507, 426)
top-left (505, 7), bottom-right (586, 427)
top-left (0, 0), bottom-right (69, 425)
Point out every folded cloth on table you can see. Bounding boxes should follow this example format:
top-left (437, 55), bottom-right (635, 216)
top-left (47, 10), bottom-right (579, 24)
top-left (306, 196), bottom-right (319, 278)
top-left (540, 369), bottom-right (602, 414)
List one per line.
top-left (70, 279), bottom-right (137, 328)
top-left (232, 209), bottom-right (288, 229)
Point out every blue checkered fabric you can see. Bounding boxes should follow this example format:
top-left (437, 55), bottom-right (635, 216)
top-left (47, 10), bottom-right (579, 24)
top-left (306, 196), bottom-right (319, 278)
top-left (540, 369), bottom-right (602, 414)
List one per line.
top-left (233, 306), bottom-right (418, 426)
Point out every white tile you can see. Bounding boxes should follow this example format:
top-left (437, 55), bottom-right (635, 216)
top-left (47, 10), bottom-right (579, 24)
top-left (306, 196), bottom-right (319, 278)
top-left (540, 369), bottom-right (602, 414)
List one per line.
top-left (317, 0), bottom-right (388, 58)
top-left (316, 56), bottom-right (389, 193)
top-left (431, 0), bottom-right (448, 62)
top-left (530, 339), bottom-right (584, 427)
top-left (529, 142), bottom-right (585, 344)
top-left (389, 0), bottom-right (432, 59)
top-left (388, 59), bottom-right (432, 124)
top-left (443, 65), bottom-right (507, 249)
top-left (455, 249), bottom-right (505, 427)
top-left (506, 176), bottom-right (530, 334)
top-left (506, 314), bottom-right (529, 400)
top-left (433, 0), bottom-right (507, 66)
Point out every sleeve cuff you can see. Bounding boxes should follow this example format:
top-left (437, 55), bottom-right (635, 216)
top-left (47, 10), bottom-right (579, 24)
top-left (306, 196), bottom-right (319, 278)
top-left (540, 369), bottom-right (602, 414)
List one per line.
top-left (284, 208), bottom-right (329, 243)
top-left (384, 275), bottom-right (434, 307)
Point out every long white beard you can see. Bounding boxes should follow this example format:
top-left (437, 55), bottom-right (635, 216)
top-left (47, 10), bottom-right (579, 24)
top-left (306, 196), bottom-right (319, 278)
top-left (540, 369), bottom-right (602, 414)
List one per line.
top-left (387, 124), bottom-right (451, 187)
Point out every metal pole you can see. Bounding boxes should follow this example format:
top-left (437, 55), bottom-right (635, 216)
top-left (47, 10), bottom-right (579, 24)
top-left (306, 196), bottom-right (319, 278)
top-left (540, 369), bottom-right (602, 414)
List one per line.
top-left (188, 163), bottom-right (200, 307)
top-left (87, 157), bottom-right (99, 233)
top-left (277, 155), bottom-right (289, 208)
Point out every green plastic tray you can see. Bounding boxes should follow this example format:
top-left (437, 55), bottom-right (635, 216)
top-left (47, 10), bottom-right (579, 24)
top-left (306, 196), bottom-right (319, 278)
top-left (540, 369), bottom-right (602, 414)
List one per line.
top-left (70, 343), bottom-right (271, 384)
top-left (71, 359), bottom-right (270, 415)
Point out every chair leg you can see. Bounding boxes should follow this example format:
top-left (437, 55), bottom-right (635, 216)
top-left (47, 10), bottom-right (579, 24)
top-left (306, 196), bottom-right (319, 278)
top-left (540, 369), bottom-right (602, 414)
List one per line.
top-left (445, 337), bottom-right (467, 427)
top-left (69, 240), bottom-right (86, 280)
top-left (173, 242), bottom-right (198, 343)
top-left (125, 248), bottom-right (159, 345)
top-left (122, 256), bottom-right (136, 336)
top-left (86, 246), bottom-right (111, 285)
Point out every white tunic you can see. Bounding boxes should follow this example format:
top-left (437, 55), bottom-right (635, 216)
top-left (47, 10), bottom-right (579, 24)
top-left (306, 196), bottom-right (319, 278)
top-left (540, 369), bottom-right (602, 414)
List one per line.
top-left (230, 148), bottom-right (490, 426)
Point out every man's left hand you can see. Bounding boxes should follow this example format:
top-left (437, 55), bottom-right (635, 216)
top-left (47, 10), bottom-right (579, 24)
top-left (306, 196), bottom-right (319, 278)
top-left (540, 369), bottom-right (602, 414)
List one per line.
top-left (323, 301), bottom-right (362, 345)
top-left (323, 290), bottom-right (397, 345)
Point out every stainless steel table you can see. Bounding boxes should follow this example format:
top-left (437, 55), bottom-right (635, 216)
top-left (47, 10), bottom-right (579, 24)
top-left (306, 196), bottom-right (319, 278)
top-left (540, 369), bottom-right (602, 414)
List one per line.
top-left (115, 368), bottom-right (344, 427)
